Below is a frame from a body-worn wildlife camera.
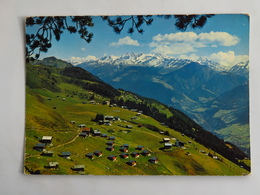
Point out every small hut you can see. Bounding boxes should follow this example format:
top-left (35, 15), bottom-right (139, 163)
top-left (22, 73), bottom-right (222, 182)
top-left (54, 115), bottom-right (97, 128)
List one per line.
top-left (85, 153), bottom-right (94, 159)
top-left (94, 150), bottom-right (102, 157)
top-left (149, 157), bottom-right (159, 164)
top-left (131, 151), bottom-right (140, 158)
top-left (107, 155), bottom-right (117, 161)
top-left (72, 165), bottom-right (85, 171)
top-left (127, 160), bottom-right (137, 166)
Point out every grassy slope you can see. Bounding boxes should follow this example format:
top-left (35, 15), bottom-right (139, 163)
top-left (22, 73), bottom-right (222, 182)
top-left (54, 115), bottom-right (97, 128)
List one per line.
top-left (25, 82), bottom-right (249, 175)
top-left (216, 124), bottom-right (250, 154)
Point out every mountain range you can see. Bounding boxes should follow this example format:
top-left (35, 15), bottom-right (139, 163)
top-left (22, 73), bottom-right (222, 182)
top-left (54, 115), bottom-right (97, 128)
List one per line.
top-left (76, 53), bottom-right (250, 154)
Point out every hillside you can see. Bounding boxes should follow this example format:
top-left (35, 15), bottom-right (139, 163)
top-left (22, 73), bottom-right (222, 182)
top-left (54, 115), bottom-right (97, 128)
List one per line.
top-left (77, 53), bottom-right (250, 154)
top-left (25, 57), bottom-right (250, 175)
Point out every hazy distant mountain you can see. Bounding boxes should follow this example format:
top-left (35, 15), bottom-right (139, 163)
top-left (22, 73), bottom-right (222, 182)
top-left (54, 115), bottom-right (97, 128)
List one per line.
top-left (229, 61), bottom-right (249, 78)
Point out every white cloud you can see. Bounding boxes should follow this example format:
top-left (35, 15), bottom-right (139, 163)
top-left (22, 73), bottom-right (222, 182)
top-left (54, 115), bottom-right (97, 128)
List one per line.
top-left (207, 51), bottom-right (248, 67)
top-left (198, 31), bottom-right (240, 46)
top-left (149, 31), bottom-right (240, 55)
top-left (110, 36), bottom-right (140, 47)
top-left (178, 54), bottom-right (200, 61)
top-left (67, 55), bottom-right (97, 65)
top-left (177, 51), bottom-right (249, 68)
top-left (81, 48), bottom-right (86, 51)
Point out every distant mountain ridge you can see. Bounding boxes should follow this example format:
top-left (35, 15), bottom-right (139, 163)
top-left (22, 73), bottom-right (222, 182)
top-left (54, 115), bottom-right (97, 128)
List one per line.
top-left (71, 53), bottom-right (248, 73)
top-left (33, 56), bottom-right (74, 68)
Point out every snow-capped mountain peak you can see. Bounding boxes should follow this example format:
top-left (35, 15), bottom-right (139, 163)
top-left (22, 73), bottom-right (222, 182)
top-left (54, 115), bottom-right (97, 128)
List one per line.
top-left (73, 53), bottom-right (248, 75)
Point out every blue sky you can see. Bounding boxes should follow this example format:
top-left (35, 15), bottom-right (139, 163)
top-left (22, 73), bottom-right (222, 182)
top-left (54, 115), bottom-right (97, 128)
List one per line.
top-left (27, 14), bottom-right (249, 67)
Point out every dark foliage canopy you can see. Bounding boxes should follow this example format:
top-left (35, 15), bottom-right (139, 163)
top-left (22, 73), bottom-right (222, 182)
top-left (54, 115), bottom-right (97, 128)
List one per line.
top-left (25, 14), bottom-right (214, 62)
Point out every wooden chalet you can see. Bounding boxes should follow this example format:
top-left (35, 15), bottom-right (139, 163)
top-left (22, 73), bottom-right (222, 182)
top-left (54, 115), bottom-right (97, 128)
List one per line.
top-left (108, 136), bottom-right (116, 140)
top-left (33, 143), bottom-right (46, 151)
top-left (149, 157), bottom-right (159, 164)
top-left (106, 146), bottom-right (115, 151)
top-left (79, 132), bottom-right (88, 138)
top-left (60, 152), bottom-right (71, 158)
top-left (127, 160), bottom-right (137, 166)
top-left (101, 133), bottom-right (108, 138)
top-left (136, 145), bottom-right (144, 150)
top-left (142, 149), bottom-right (151, 156)
top-left (106, 141), bottom-right (115, 146)
top-left (122, 144), bottom-right (129, 148)
top-left (48, 162), bottom-right (59, 168)
top-left (120, 147), bottom-right (128, 152)
top-left (93, 129), bottom-right (101, 136)
top-left (78, 124), bottom-right (86, 128)
top-left (164, 142), bottom-right (172, 149)
top-left (175, 141), bottom-right (185, 147)
top-left (114, 116), bottom-right (120, 121)
top-left (131, 151), bottom-right (140, 158)
top-left (163, 138), bottom-right (171, 142)
top-left (94, 150), bottom-right (102, 157)
top-left (40, 136), bottom-right (53, 144)
top-left (107, 155), bottom-right (117, 161)
top-left (213, 156), bottom-right (218, 160)
top-left (85, 153), bottom-right (94, 159)
top-left (137, 124), bottom-right (143, 128)
top-left (104, 116), bottom-right (114, 121)
top-left (82, 127), bottom-right (91, 132)
top-left (72, 165), bottom-right (85, 171)
top-left (41, 151), bottom-right (54, 157)
top-left (120, 153), bottom-right (129, 159)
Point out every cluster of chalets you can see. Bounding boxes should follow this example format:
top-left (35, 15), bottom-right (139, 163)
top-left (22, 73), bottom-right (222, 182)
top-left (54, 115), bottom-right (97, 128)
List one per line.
top-left (85, 136), bottom-right (159, 167)
top-left (32, 130), bottom-right (159, 173)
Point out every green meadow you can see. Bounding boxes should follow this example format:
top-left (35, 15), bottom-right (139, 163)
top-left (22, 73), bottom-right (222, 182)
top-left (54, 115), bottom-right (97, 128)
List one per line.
top-left (25, 82), bottom-right (249, 175)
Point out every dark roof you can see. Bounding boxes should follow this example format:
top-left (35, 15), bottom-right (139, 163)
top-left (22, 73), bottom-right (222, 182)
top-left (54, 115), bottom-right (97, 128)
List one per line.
top-left (132, 151), bottom-right (139, 155)
top-left (107, 141), bottom-right (114, 145)
top-left (61, 152), bottom-right (71, 156)
top-left (35, 143), bottom-right (45, 147)
top-left (128, 160), bottom-right (136, 163)
top-left (150, 157), bottom-right (158, 161)
top-left (86, 153), bottom-right (94, 156)
top-left (122, 144), bottom-right (129, 147)
top-left (142, 149), bottom-right (150, 153)
top-left (106, 146), bottom-right (114, 149)
top-left (136, 145), bottom-right (144, 148)
top-left (108, 155), bottom-right (116, 158)
top-left (94, 150), bottom-right (102, 154)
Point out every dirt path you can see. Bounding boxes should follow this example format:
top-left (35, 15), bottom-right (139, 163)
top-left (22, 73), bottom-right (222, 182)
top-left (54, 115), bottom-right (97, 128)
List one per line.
top-left (51, 134), bottom-right (80, 150)
top-left (25, 129), bottom-right (80, 159)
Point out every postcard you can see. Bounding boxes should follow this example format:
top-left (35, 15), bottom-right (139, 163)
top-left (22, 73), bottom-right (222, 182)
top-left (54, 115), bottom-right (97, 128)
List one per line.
top-left (24, 14), bottom-right (250, 175)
